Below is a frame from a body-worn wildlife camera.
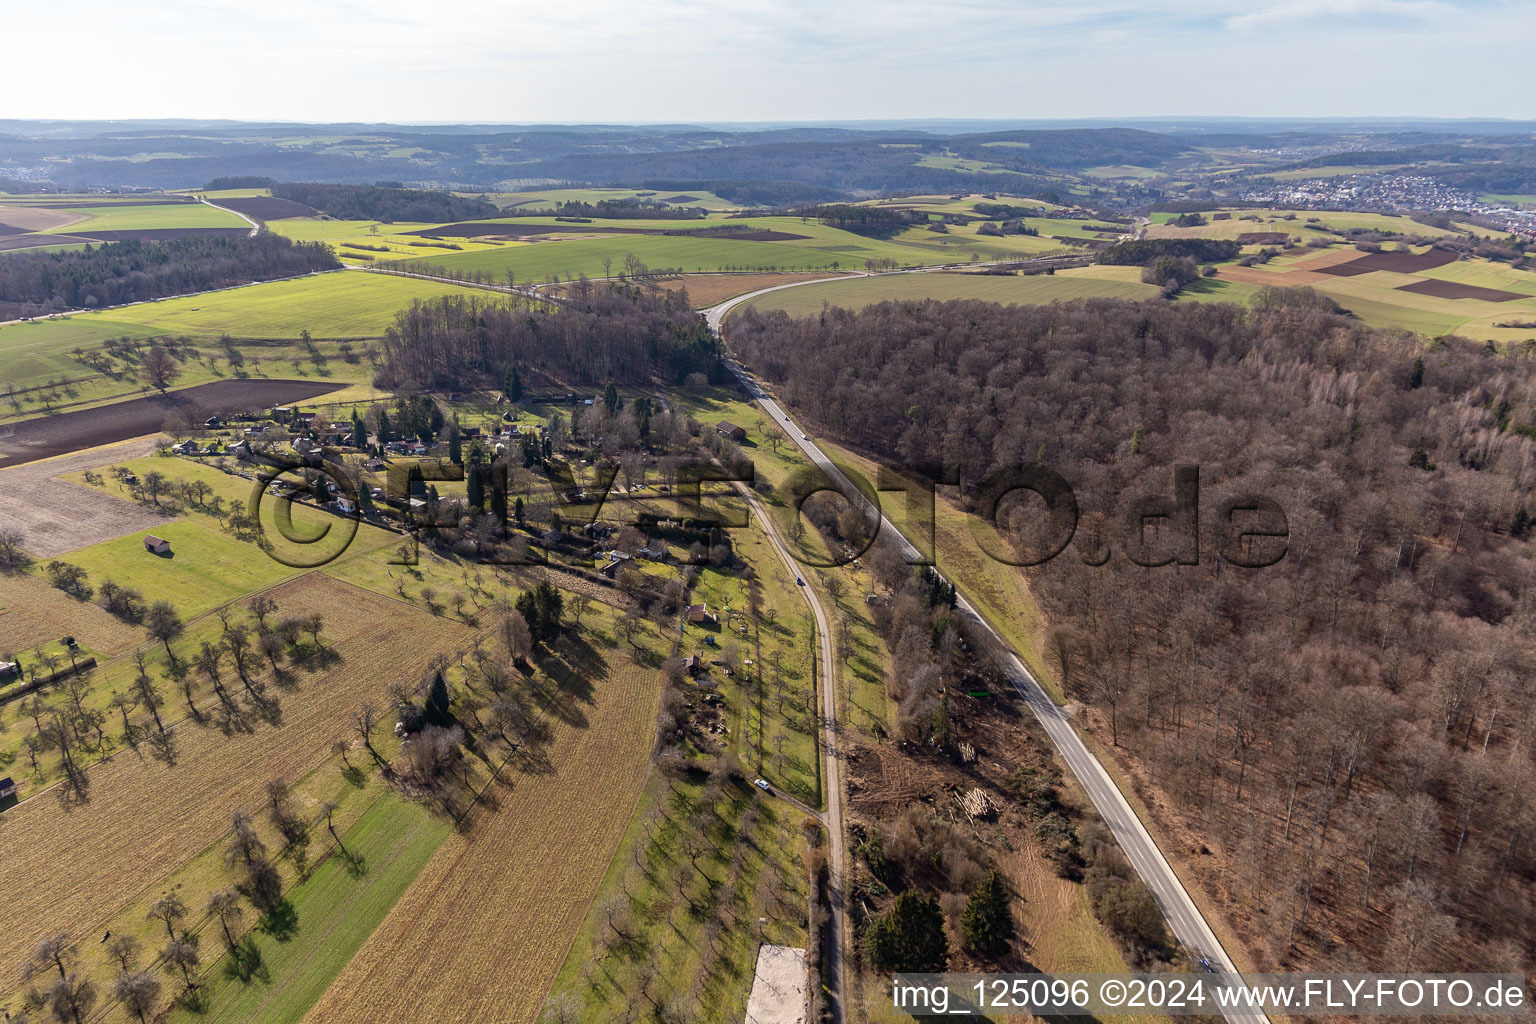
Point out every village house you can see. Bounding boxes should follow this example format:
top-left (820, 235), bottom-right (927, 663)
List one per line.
top-left (143, 535), bottom-right (171, 555)
top-left (0, 776), bottom-right (16, 801)
top-left (683, 654), bottom-right (704, 676)
top-left (715, 421), bottom-right (747, 442)
top-left (687, 603), bottom-right (718, 627)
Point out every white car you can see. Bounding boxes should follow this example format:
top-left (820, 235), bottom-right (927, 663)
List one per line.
top-left (753, 778), bottom-right (771, 792)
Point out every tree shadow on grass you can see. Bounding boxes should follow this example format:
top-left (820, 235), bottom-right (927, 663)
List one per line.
top-left (338, 848), bottom-right (368, 879)
top-left (341, 764), bottom-right (368, 788)
top-left (223, 937), bottom-right (271, 985)
top-left (177, 986), bottom-right (210, 1014)
top-left (257, 900), bottom-right (299, 942)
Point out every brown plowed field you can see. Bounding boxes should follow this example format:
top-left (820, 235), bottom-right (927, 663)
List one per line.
top-left (0, 568), bottom-right (145, 657)
top-left (0, 234), bottom-right (91, 251)
top-left (1212, 265), bottom-right (1335, 287)
top-left (0, 574), bottom-right (475, 993)
top-left (1318, 248), bottom-right (1459, 276)
top-left (1396, 278), bottom-right (1526, 301)
top-left (0, 206), bottom-right (86, 231)
top-left (0, 437), bottom-right (168, 557)
top-left (0, 379), bottom-right (341, 469)
top-left (301, 659), bottom-right (662, 1024)
top-left (216, 197), bottom-right (317, 221)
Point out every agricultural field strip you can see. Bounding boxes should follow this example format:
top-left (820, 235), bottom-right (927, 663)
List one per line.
top-left (298, 663), bottom-right (662, 1024)
top-left (0, 573), bottom-right (477, 992)
top-left (734, 479), bottom-right (851, 1021)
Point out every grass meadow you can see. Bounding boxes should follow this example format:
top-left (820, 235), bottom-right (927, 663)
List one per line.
top-left (734, 266), bottom-right (1157, 318)
top-left (39, 203), bottom-right (248, 233)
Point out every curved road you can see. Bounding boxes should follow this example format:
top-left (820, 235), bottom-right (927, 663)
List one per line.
top-left (706, 279), bottom-right (1268, 1024)
top-left (201, 196), bottom-right (260, 236)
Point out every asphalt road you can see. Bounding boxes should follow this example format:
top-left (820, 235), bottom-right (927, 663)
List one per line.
top-left (705, 284), bottom-right (1268, 1024)
top-left (201, 196), bottom-right (260, 236)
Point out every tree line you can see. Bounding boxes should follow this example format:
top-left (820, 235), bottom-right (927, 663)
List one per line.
top-left (728, 296), bottom-right (1536, 974)
top-left (270, 183), bottom-right (497, 223)
top-left (374, 283), bottom-right (726, 391)
top-left (0, 234), bottom-right (338, 316)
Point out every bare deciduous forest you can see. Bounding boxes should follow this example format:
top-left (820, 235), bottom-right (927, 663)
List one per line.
top-left (375, 286), bottom-right (725, 390)
top-left (730, 298), bottom-right (1536, 972)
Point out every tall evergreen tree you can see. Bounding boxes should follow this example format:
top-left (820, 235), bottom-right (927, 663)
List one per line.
top-left (351, 410), bottom-right (367, 450)
top-left (449, 418), bottom-right (463, 465)
top-left (505, 364), bottom-right (524, 403)
top-left (864, 892), bottom-right (948, 973)
top-left (961, 871), bottom-right (1015, 958)
top-left (467, 462), bottom-right (485, 512)
top-left (603, 381), bottom-right (620, 415)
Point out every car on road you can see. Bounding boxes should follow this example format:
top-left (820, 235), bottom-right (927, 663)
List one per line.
top-left (795, 577), bottom-right (804, 586)
top-left (802, 433), bottom-right (809, 440)
top-left (753, 778), bottom-right (771, 792)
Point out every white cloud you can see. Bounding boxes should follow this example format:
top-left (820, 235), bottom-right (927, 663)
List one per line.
top-left (1224, 0), bottom-right (1453, 31)
top-left (0, 0), bottom-right (1530, 120)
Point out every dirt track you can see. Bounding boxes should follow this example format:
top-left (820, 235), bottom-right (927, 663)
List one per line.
top-left (0, 378), bottom-right (340, 469)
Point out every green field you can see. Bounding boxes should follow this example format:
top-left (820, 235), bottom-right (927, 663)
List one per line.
top-left (53, 482), bottom-right (397, 620)
top-left (1212, 247), bottom-right (1536, 339)
top-left (733, 266), bottom-right (1157, 317)
top-left (0, 315), bottom-right (163, 390)
top-left (0, 270), bottom-right (492, 411)
top-left (176, 792), bottom-right (451, 1024)
top-left (1480, 193), bottom-right (1536, 209)
top-left (1148, 207), bottom-right (1476, 240)
top-left (29, 270), bottom-right (490, 339)
top-left (393, 215), bottom-right (1090, 284)
top-left (40, 202), bottom-right (247, 233)
top-left (399, 232), bottom-right (851, 282)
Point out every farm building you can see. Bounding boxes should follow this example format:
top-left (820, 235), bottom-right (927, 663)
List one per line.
top-left (0, 660), bottom-right (17, 681)
top-left (687, 603), bottom-right (718, 627)
top-left (683, 654), bottom-right (704, 676)
top-left (143, 535), bottom-right (171, 555)
top-left (0, 776), bottom-right (15, 800)
top-left (715, 421), bottom-right (747, 442)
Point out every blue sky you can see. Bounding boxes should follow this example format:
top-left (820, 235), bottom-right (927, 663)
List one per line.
top-left (5, 0), bottom-right (1532, 122)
